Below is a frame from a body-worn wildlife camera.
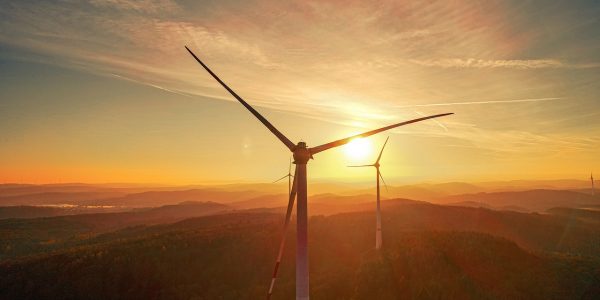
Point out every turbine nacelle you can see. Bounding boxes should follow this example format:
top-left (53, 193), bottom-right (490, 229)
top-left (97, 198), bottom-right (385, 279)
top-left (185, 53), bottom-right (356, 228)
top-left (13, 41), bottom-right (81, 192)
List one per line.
top-left (293, 142), bottom-right (312, 164)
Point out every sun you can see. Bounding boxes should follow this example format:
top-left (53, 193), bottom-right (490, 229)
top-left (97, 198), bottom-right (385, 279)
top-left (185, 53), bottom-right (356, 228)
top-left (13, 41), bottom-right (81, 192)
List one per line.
top-left (343, 138), bottom-right (372, 160)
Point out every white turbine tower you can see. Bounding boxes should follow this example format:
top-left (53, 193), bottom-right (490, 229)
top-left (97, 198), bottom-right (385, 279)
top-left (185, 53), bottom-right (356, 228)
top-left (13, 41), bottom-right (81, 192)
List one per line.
top-left (185, 46), bottom-right (453, 300)
top-left (592, 172), bottom-right (595, 196)
top-left (348, 136), bottom-right (390, 250)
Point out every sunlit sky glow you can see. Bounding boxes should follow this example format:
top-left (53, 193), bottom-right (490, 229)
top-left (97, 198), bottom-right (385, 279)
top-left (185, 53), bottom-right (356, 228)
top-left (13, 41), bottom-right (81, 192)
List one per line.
top-left (344, 138), bottom-right (373, 160)
top-left (1, 0), bottom-right (599, 184)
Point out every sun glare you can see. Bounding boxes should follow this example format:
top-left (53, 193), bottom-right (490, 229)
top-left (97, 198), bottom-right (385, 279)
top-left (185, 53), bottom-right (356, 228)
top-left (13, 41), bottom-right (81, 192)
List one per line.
top-left (343, 138), bottom-right (372, 160)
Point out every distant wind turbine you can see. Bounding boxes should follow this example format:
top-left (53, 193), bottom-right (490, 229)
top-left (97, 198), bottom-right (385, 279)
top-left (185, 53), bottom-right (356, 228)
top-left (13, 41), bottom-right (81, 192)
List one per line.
top-left (348, 136), bottom-right (390, 250)
top-left (273, 158), bottom-right (294, 198)
top-left (185, 46), bottom-right (453, 300)
top-left (592, 172), bottom-right (595, 196)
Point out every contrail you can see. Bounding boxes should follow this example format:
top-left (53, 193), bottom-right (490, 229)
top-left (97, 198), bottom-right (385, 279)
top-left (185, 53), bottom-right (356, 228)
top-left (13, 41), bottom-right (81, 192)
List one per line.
top-left (396, 97), bottom-right (563, 108)
top-left (414, 110), bottom-right (448, 131)
top-left (110, 74), bottom-right (193, 98)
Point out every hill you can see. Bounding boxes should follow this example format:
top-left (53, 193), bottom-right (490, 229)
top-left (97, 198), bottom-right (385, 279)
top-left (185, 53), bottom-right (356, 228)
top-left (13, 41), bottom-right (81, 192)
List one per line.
top-left (3, 198), bottom-right (600, 262)
top-left (0, 204), bottom-right (136, 220)
top-left (548, 207), bottom-right (600, 224)
top-left (81, 189), bottom-right (267, 208)
top-left (0, 191), bottom-right (127, 206)
top-left (0, 205), bottom-right (78, 219)
top-left (230, 193), bottom-right (375, 212)
top-left (438, 189), bottom-right (600, 212)
top-left (0, 208), bottom-right (598, 299)
top-left (0, 201), bottom-right (230, 260)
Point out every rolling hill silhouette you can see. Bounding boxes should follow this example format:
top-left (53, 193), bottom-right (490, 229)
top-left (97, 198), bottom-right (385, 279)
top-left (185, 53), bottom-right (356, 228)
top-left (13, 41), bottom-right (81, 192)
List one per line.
top-left (3, 198), bottom-right (599, 261)
top-left (0, 206), bottom-right (597, 299)
top-left (2, 182), bottom-right (599, 299)
top-left (0, 205), bottom-right (81, 219)
top-left (439, 189), bottom-right (599, 212)
top-left (0, 201), bottom-right (230, 260)
top-left (80, 189), bottom-right (265, 207)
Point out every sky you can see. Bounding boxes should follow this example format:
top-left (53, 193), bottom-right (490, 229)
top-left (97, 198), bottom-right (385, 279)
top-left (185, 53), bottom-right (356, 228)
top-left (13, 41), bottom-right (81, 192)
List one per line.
top-left (1, 0), bottom-right (599, 185)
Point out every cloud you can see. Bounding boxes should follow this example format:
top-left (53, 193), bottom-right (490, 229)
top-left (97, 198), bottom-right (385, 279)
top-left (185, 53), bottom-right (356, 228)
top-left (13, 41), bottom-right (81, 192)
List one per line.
top-left (1, 0), bottom-right (599, 160)
top-left (394, 97), bottom-right (564, 108)
top-left (408, 58), bottom-right (569, 69)
top-left (88, 0), bottom-right (181, 14)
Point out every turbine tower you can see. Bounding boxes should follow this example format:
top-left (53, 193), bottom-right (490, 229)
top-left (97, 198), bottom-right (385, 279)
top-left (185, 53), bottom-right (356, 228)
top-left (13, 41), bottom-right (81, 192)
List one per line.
top-left (185, 46), bottom-right (453, 300)
top-left (348, 136), bottom-right (390, 250)
top-left (592, 172), bottom-right (595, 196)
top-left (273, 158), bottom-right (294, 198)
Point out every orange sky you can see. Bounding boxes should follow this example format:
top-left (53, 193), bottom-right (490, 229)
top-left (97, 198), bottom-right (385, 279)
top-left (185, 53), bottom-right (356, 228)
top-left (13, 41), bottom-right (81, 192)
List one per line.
top-left (1, 0), bottom-right (599, 184)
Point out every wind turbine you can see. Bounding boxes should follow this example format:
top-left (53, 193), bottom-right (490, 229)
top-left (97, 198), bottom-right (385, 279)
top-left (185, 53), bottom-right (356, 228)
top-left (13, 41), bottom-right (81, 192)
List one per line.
top-left (348, 136), bottom-right (390, 250)
top-left (185, 46), bottom-right (453, 300)
top-left (592, 172), bottom-right (595, 196)
top-left (273, 158), bottom-right (294, 198)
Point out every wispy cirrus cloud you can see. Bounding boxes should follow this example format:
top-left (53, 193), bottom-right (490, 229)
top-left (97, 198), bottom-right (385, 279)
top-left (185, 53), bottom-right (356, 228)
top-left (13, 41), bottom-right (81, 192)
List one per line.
top-left (408, 58), bottom-right (600, 69)
top-left (1, 0), bottom-right (599, 160)
top-left (88, 0), bottom-right (182, 14)
top-left (409, 58), bottom-right (563, 69)
top-left (395, 97), bottom-right (564, 108)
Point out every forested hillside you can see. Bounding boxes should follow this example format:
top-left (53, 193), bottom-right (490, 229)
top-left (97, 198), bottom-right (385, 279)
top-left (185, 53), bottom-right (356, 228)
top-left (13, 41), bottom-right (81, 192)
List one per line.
top-left (1, 201), bottom-right (598, 299)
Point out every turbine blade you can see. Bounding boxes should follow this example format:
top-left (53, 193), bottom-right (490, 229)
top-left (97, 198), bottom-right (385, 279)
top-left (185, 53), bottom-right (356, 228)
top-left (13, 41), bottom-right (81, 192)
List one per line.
top-left (267, 166), bottom-right (298, 299)
top-left (347, 164), bottom-right (375, 168)
top-left (185, 46), bottom-right (295, 151)
top-left (375, 136), bottom-right (390, 164)
top-left (272, 174), bottom-right (289, 183)
top-left (309, 113), bottom-right (453, 155)
top-left (379, 170), bottom-right (389, 192)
